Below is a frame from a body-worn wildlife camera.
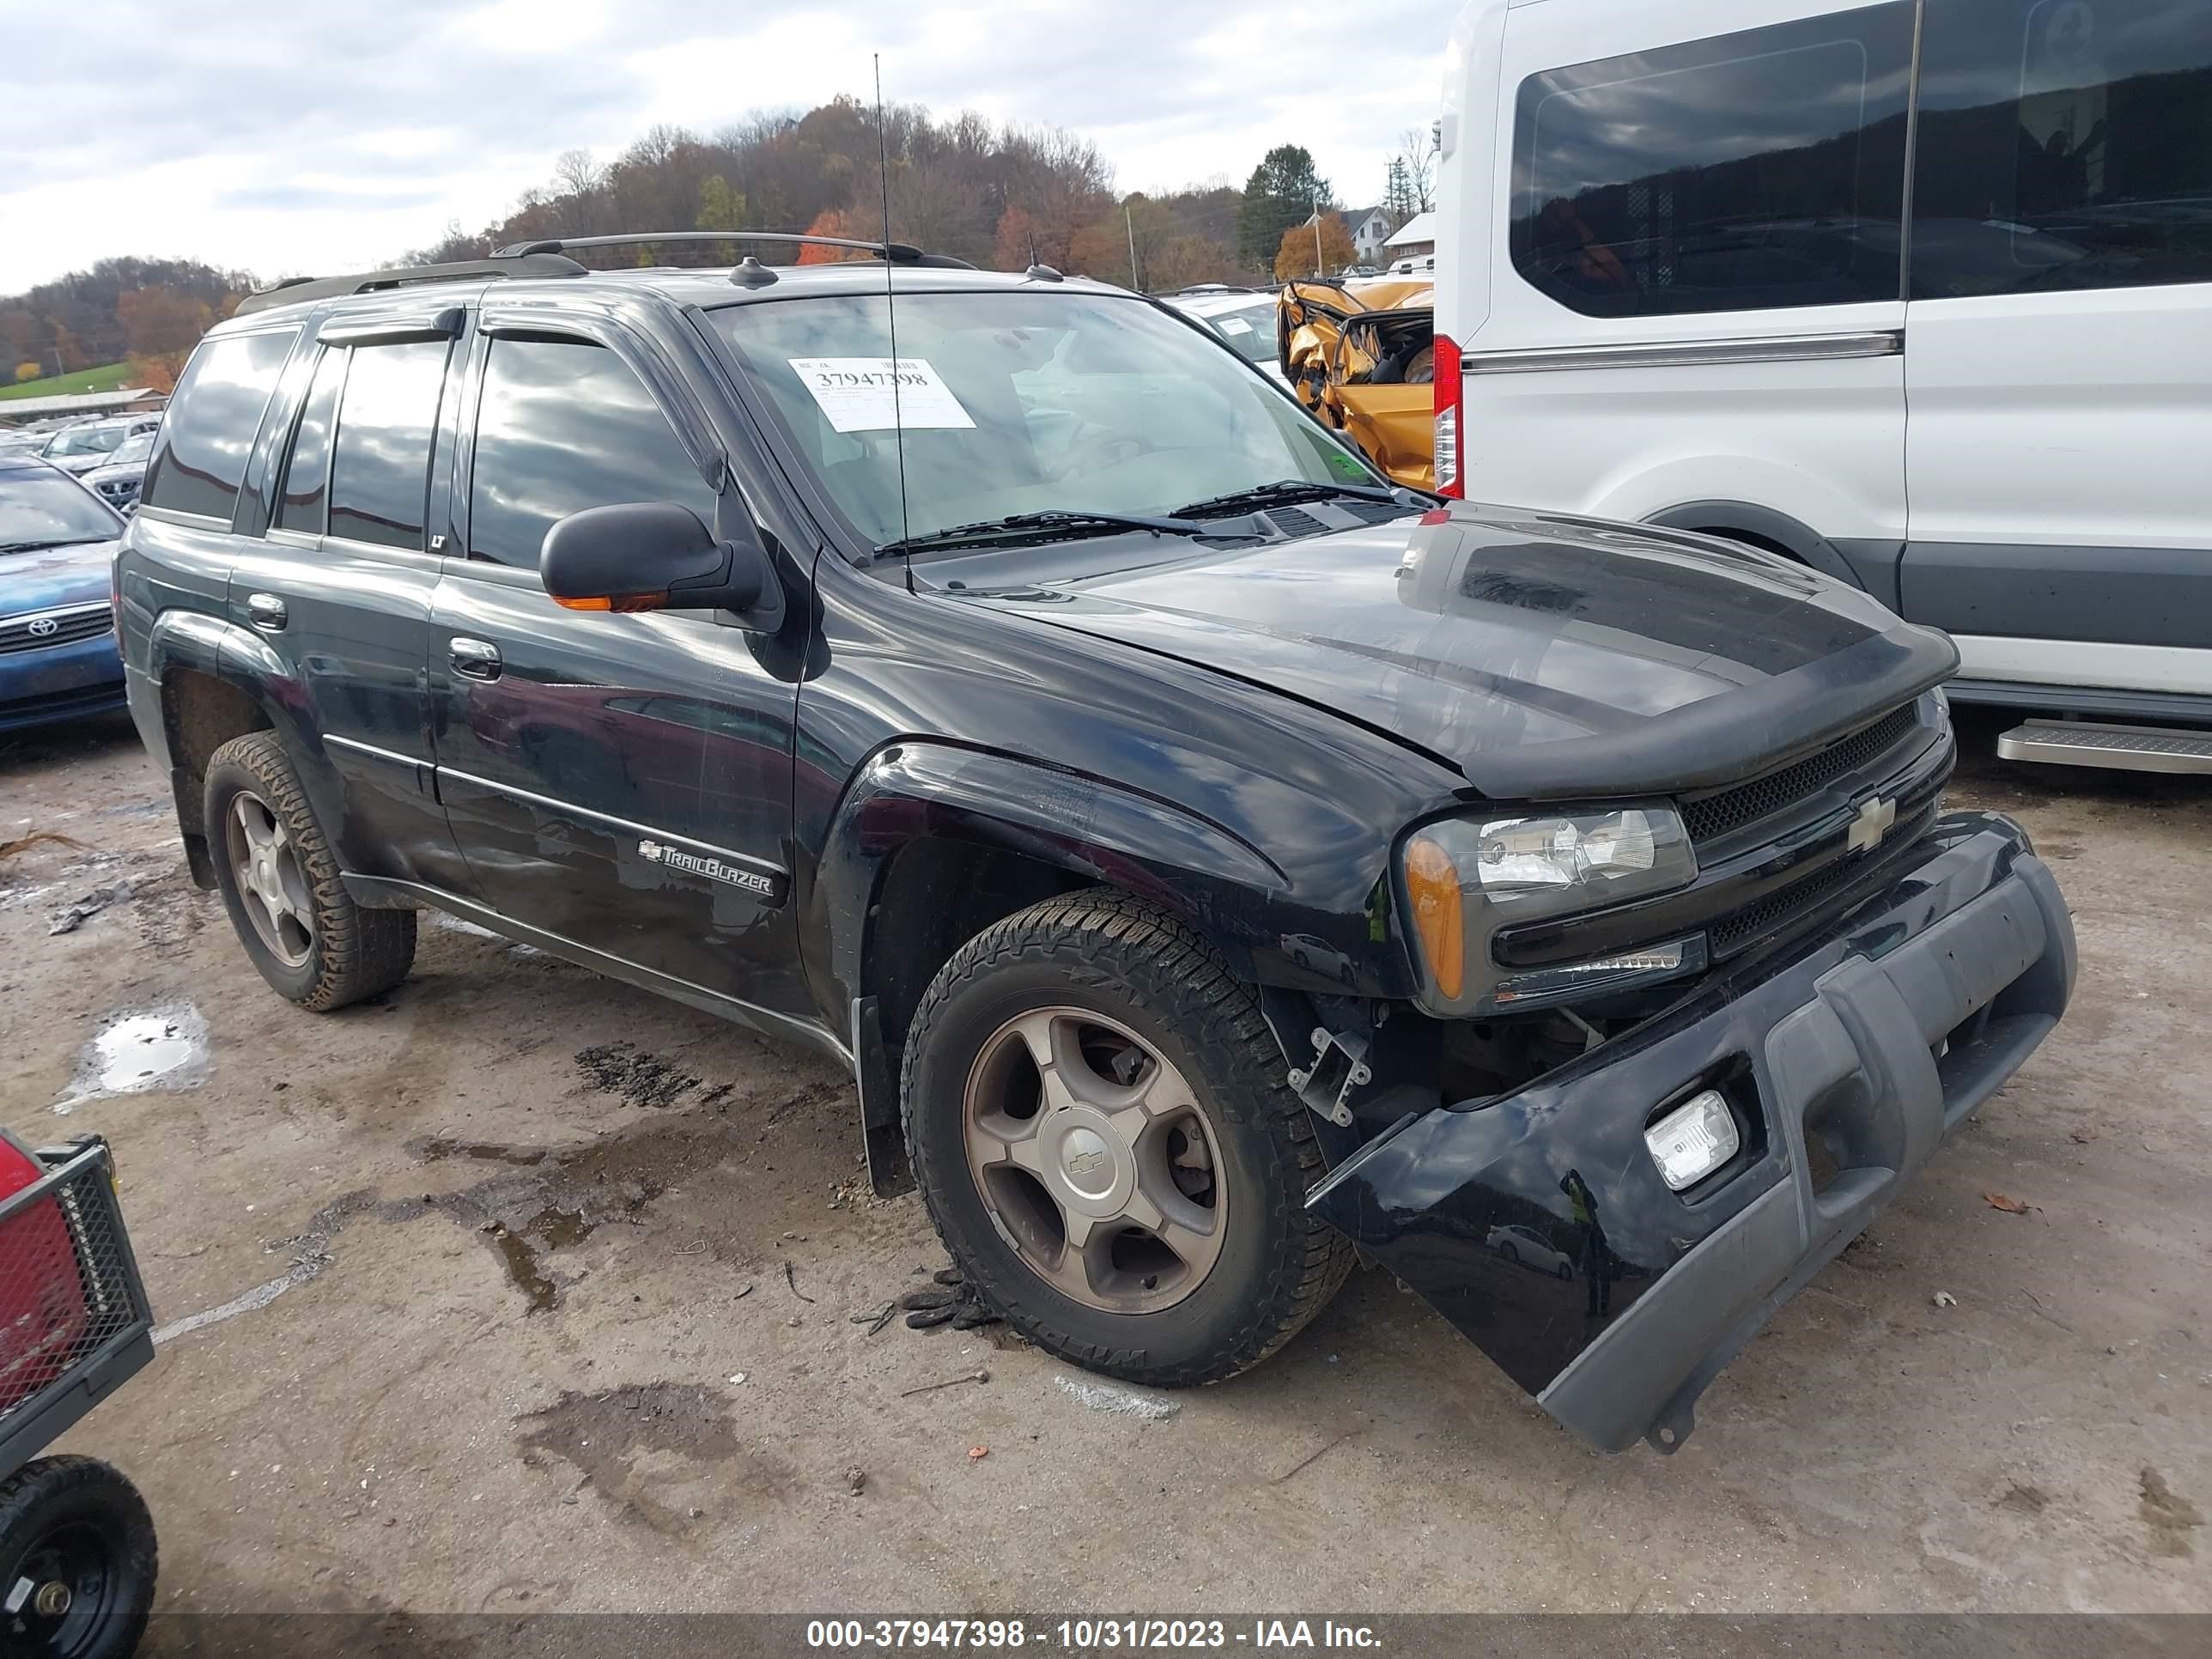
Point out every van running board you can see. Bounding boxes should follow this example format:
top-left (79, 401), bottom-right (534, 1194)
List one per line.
top-left (1997, 720), bottom-right (2212, 775)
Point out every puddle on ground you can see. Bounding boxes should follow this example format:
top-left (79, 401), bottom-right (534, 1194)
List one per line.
top-left (401, 1115), bottom-right (747, 1313)
top-left (406, 1134), bottom-right (549, 1167)
top-left (55, 1001), bottom-right (208, 1112)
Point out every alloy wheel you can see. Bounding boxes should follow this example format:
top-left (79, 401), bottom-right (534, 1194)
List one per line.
top-left (962, 1006), bottom-right (1227, 1315)
top-left (225, 791), bottom-right (313, 968)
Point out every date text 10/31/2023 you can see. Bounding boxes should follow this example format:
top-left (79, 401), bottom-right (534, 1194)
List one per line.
top-left (805, 1621), bottom-right (1382, 1650)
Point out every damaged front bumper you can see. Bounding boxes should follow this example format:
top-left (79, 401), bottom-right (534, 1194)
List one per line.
top-left (1307, 811), bottom-right (2075, 1453)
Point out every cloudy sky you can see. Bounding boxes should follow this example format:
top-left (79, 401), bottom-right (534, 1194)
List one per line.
top-left (2, 0), bottom-right (1453, 295)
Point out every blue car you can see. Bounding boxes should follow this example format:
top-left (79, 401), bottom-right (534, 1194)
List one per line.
top-left (1, 455), bottom-right (126, 732)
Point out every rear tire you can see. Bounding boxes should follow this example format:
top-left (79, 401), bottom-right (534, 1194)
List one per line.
top-left (204, 732), bottom-right (415, 1011)
top-left (0, 1455), bottom-right (156, 1659)
top-left (902, 889), bottom-right (1351, 1387)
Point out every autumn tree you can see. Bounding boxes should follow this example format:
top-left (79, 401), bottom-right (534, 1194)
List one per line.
top-left (1069, 195), bottom-right (1183, 289)
top-left (795, 208), bottom-right (871, 263)
top-left (994, 205), bottom-right (1042, 270)
top-left (51, 324), bottom-right (86, 375)
top-left (1146, 235), bottom-right (1242, 291)
top-left (1273, 213), bottom-right (1355, 280)
top-left (118, 285), bottom-right (214, 393)
top-left (0, 258), bottom-right (252, 377)
top-left (14, 362), bottom-right (38, 384)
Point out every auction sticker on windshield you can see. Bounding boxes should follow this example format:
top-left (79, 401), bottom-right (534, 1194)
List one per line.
top-left (787, 357), bottom-right (975, 433)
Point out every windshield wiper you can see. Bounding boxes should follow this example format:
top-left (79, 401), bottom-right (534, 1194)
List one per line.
top-left (875, 508), bottom-right (1249, 559)
top-left (0, 537), bottom-right (109, 555)
top-left (1170, 477), bottom-right (1405, 518)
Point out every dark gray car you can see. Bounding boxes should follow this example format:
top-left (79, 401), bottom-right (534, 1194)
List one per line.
top-left (80, 430), bottom-right (157, 513)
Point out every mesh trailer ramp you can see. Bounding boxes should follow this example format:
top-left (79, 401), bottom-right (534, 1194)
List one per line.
top-left (0, 1133), bottom-right (159, 1659)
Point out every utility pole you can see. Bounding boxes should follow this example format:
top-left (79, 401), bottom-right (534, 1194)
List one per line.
top-left (1312, 196), bottom-right (1325, 275)
top-left (1126, 204), bottom-right (1140, 291)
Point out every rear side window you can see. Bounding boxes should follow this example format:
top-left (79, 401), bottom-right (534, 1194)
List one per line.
top-left (140, 330), bottom-right (297, 521)
top-left (1508, 3), bottom-right (1916, 319)
top-left (276, 348), bottom-right (345, 534)
top-left (1912, 0), bottom-right (2212, 298)
top-left (466, 336), bottom-right (715, 568)
top-left (328, 338), bottom-right (450, 550)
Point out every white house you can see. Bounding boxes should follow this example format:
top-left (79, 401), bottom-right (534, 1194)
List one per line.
top-left (1382, 210), bottom-right (1437, 263)
top-left (1342, 205), bottom-right (1393, 264)
top-left (1305, 204), bottom-right (1395, 267)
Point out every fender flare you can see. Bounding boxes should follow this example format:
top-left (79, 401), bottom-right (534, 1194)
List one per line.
top-left (816, 741), bottom-right (1298, 1194)
top-left (145, 610), bottom-right (316, 885)
top-left (146, 608), bottom-right (304, 737)
top-left (816, 740), bottom-right (1290, 1017)
top-left (1643, 501), bottom-right (1866, 591)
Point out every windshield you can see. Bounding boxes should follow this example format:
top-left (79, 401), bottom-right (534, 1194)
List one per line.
top-left (46, 424), bottom-right (126, 459)
top-left (1192, 301), bottom-right (1278, 366)
top-left (714, 290), bottom-right (1375, 551)
top-left (103, 432), bottom-right (156, 468)
top-left (1, 467), bottom-right (123, 550)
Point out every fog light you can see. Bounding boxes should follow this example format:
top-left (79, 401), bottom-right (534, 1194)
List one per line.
top-left (1645, 1089), bottom-right (1740, 1191)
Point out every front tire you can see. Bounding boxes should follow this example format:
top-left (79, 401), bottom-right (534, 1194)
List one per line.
top-left (0, 1456), bottom-right (157, 1659)
top-left (204, 732), bottom-right (415, 1011)
top-left (902, 890), bottom-right (1352, 1387)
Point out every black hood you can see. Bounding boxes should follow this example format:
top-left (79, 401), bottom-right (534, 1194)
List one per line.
top-left (957, 506), bottom-right (1956, 799)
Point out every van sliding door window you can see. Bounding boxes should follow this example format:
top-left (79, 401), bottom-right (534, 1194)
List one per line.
top-left (327, 339), bottom-right (450, 551)
top-left (1509, 3), bottom-right (1916, 319)
top-left (1912, 0), bottom-right (2212, 298)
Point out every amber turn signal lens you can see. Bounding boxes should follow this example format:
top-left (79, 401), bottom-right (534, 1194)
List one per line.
top-left (1403, 834), bottom-right (1464, 1001)
top-left (552, 592), bottom-right (667, 613)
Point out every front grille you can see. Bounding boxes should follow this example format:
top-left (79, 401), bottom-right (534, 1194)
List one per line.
top-left (0, 605), bottom-right (112, 653)
top-left (95, 477), bottom-right (141, 506)
top-left (1683, 704), bottom-right (1920, 845)
top-left (1709, 803), bottom-right (1936, 957)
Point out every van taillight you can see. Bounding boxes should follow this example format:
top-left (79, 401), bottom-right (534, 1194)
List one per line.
top-left (1431, 333), bottom-right (1463, 497)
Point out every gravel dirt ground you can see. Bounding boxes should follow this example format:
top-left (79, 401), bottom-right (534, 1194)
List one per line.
top-left (0, 708), bottom-right (2205, 1619)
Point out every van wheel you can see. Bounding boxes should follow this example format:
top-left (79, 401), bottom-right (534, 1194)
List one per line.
top-left (902, 890), bottom-right (1352, 1387)
top-left (204, 732), bottom-right (415, 1011)
top-left (0, 1456), bottom-right (157, 1659)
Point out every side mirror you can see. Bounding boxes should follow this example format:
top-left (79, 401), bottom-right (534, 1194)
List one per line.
top-left (539, 501), bottom-right (782, 629)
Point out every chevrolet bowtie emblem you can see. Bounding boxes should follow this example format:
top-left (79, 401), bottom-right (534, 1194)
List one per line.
top-left (1847, 795), bottom-right (1897, 854)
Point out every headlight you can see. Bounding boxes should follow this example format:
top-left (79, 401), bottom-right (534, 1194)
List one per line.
top-left (1401, 806), bottom-right (1698, 1014)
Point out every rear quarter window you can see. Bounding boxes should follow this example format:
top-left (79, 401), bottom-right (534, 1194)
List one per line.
top-left (140, 329), bottom-right (299, 522)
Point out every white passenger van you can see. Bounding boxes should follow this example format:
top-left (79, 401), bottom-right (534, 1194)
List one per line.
top-left (1434, 0), bottom-right (2212, 771)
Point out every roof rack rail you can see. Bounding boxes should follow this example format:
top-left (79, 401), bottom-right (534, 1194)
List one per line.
top-left (492, 230), bottom-right (976, 273)
top-left (233, 252), bottom-right (589, 317)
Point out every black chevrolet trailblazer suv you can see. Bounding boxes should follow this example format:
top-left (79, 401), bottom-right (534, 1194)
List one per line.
top-left (116, 232), bottom-right (2075, 1453)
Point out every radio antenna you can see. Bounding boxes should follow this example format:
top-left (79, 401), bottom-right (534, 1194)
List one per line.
top-left (874, 54), bottom-right (914, 592)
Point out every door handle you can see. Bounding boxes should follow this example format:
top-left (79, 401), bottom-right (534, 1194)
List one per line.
top-left (245, 592), bottom-right (288, 631)
top-left (448, 637), bottom-right (502, 681)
